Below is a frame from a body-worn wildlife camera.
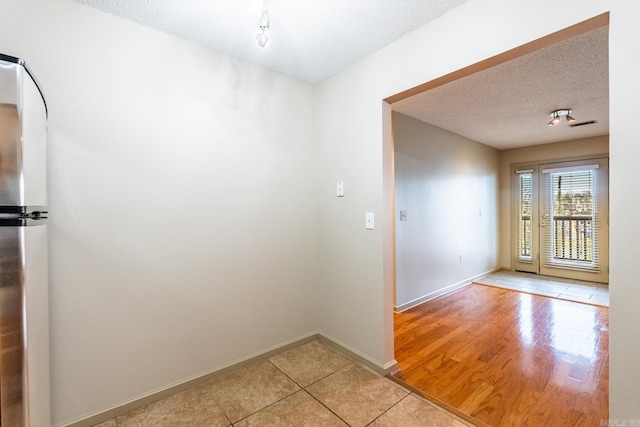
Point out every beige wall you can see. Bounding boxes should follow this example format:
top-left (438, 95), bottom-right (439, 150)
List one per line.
top-left (393, 113), bottom-right (499, 310)
top-left (498, 136), bottom-right (609, 269)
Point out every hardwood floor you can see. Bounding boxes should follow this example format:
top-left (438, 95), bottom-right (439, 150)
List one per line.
top-left (393, 284), bottom-right (609, 427)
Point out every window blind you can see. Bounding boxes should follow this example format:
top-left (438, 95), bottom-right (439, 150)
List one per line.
top-left (541, 167), bottom-right (600, 272)
top-left (515, 170), bottom-right (533, 261)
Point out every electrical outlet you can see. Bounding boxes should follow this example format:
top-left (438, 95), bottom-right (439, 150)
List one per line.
top-left (366, 212), bottom-right (375, 230)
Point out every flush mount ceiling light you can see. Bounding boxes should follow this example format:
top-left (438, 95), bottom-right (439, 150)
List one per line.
top-left (548, 109), bottom-right (576, 126)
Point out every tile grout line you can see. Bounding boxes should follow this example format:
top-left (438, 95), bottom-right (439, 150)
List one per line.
top-left (265, 348), bottom-right (427, 427)
top-left (217, 344), bottom-right (365, 427)
top-left (362, 393), bottom-right (412, 427)
top-left (260, 354), bottom-right (356, 426)
top-left (300, 389), bottom-right (352, 427)
top-left (265, 356), bottom-right (369, 427)
top-left (227, 359), bottom-right (303, 426)
top-left (105, 338), bottom-right (464, 427)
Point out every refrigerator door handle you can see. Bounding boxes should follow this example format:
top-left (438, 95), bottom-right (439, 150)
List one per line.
top-left (0, 214), bottom-right (48, 227)
top-left (25, 210), bottom-right (48, 220)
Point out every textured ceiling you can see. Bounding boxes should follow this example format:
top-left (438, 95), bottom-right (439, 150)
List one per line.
top-left (393, 26), bottom-right (609, 150)
top-left (74, 0), bottom-right (470, 84)
top-left (72, 1), bottom-right (608, 149)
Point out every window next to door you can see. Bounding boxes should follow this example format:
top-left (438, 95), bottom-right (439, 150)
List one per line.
top-left (516, 170), bottom-right (533, 261)
top-left (512, 157), bottom-right (609, 284)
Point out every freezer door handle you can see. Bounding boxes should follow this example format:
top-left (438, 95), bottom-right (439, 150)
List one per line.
top-left (28, 210), bottom-right (47, 219)
top-left (0, 212), bottom-right (47, 227)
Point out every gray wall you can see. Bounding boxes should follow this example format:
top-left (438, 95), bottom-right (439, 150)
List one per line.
top-left (393, 113), bottom-right (499, 310)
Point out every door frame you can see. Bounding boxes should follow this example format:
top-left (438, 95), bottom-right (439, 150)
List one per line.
top-left (511, 154), bottom-right (609, 283)
top-left (512, 164), bottom-right (540, 274)
top-left (538, 157), bottom-right (609, 283)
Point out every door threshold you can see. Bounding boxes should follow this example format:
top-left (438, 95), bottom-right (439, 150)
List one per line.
top-left (474, 269), bottom-right (608, 307)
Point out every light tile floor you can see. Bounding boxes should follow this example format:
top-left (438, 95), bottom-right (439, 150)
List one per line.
top-left (94, 340), bottom-right (469, 427)
top-left (474, 269), bottom-right (609, 307)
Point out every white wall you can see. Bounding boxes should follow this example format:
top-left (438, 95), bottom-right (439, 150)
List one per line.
top-left (609, 1), bottom-right (640, 419)
top-left (0, 0), bottom-right (317, 424)
top-left (316, 0), bottom-right (609, 371)
top-left (393, 113), bottom-right (498, 310)
top-left (498, 136), bottom-right (609, 269)
top-left (5, 0), bottom-right (640, 422)
top-left (317, 0), bottom-right (640, 418)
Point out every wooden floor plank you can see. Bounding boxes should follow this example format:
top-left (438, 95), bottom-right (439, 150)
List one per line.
top-left (393, 284), bottom-right (609, 426)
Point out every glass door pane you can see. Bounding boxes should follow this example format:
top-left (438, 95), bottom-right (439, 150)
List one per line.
top-left (513, 167), bottom-right (537, 273)
top-left (539, 158), bottom-right (608, 283)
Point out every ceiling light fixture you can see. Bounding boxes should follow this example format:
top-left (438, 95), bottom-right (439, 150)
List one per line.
top-left (548, 109), bottom-right (576, 126)
top-left (256, 7), bottom-right (270, 48)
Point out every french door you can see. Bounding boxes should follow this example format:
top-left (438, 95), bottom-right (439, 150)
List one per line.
top-left (513, 157), bottom-right (608, 283)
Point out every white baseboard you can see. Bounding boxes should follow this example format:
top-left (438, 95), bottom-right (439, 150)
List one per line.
top-left (394, 269), bottom-right (499, 313)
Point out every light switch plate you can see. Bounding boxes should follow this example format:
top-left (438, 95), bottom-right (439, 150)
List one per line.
top-left (366, 212), bottom-right (375, 229)
top-left (400, 210), bottom-right (407, 221)
top-left (337, 181), bottom-right (344, 197)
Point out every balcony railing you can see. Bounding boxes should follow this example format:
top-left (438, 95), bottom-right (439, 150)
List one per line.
top-left (520, 215), bottom-right (532, 257)
top-left (519, 215), bottom-right (593, 262)
top-left (553, 215), bottom-right (593, 261)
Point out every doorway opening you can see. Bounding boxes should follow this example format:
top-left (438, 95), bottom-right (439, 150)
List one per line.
top-left (514, 157), bottom-right (609, 283)
top-left (384, 13), bottom-right (610, 426)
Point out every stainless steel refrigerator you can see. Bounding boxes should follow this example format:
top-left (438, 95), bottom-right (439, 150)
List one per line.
top-left (0, 53), bottom-right (50, 426)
